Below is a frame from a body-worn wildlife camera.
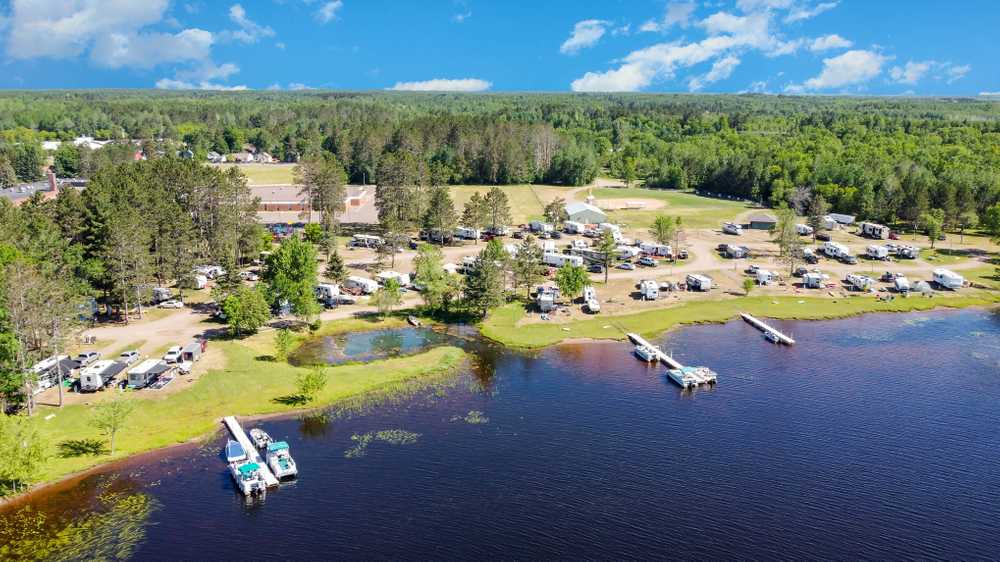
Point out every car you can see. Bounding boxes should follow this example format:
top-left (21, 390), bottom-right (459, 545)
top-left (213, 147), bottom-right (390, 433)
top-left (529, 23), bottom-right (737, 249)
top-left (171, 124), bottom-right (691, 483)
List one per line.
top-left (588, 264), bottom-right (604, 274)
top-left (804, 254), bottom-right (819, 264)
top-left (888, 232), bottom-right (899, 240)
top-left (677, 249), bottom-right (689, 260)
top-left (163, 346), bottom-right (183, 364)
top-left (512, 231), bottom-right (524, 240)
top-left (238, 270), bottom-right (259, 281)
top-left (746, 264), bottom-right (760, 274)
top-left (74, 351), bottom-right (101, 367)
top-left (177, 361), bottom-right (193, 375)
top-left (638, 256), bottom-right (657, 267)
top-left (119, 350), bottom-right (141, 365)
top-left (159, 299), bottom-right (184, 309)
top-left (816, 232), bottom-right (832, 242)
top-left (550, 231), bottom-right (562, 239)
top-left (793, 267), bottom-right (808, 277)
top-left (842, 255), bottom-right (858, 265)
top-left (408, 239), bottom-right (419, 250)
top-left (617, 262), bottom-right (636, 271)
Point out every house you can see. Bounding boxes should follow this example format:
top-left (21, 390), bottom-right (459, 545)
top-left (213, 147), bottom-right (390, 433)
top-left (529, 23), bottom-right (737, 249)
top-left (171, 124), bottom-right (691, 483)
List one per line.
top-left (748, 213), bottom-right (777, 230)
top-left (564, 201), bottom-right (607, 224)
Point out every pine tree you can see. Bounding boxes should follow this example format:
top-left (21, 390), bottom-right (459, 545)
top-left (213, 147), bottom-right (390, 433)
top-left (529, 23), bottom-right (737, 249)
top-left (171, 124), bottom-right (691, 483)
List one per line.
top-left (325, 247), bottom-right (347, 283)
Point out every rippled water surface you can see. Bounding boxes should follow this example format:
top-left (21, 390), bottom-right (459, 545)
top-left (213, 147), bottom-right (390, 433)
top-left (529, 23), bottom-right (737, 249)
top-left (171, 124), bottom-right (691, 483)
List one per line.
top-left (3, 309), bottom-right (999, 560)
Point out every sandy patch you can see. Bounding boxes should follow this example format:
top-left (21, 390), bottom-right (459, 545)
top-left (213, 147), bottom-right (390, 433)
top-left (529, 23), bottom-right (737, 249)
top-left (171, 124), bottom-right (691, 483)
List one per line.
top-left (596, 198), bottom-right (667, 211)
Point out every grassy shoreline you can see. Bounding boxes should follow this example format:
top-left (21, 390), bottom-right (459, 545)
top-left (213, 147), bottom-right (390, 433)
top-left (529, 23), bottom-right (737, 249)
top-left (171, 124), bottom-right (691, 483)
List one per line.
top-left (480, 293), bottom-right (999, 349)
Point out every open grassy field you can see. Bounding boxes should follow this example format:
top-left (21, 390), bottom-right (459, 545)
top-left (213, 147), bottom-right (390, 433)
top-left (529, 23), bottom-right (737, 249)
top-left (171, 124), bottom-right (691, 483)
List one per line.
top-left (480, 293), bottom-right (999, 349)
top-left (212, 163), bottom-right (296, 185)
top-left (30, 329), bottom-right (466, 483)
top-left (574, 187), bottom-right (751, 229)
top-left (449, 184), bottom-right (577, 224)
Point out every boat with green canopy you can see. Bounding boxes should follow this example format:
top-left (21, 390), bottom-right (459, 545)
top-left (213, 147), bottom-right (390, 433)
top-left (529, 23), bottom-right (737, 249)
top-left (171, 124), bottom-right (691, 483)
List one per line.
top-left (266, 441), bottom-right (298, 479)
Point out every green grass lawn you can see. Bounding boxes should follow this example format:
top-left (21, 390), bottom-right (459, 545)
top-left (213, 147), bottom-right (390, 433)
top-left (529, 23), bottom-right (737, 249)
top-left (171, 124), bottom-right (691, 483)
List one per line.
top-left (574, 188), bottom-right (751, 229)
top-left (920, 247), bottom-right (986, 266)
top-left (449, 184), bottom-right (576, 224)
top-left (480, 293), bottom-right (998, 349)
top-left (31, 333), bottom-right (466, 483)
top-left (212, 163), bottom-right (295, 185)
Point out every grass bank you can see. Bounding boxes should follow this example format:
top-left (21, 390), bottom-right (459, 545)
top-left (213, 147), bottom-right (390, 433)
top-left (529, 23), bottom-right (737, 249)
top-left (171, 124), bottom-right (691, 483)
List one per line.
top-left (31, 333), bottom-right (466, 484)
top-left (480, 293), bottom-right (999, 349)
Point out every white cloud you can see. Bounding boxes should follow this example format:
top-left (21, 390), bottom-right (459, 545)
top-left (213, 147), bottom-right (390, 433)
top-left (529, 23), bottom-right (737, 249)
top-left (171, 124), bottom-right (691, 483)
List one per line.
top-left (641, 2), bottom-right (697, 33)
top-left (388, 78), bottom-right (492, 92)
top-left (288, 82), bottom-right (313, 90)
top-left (809, 34), bottom-right (851, 51)
top-left (155, 78), bottom-right (247, 90)
top-left (784, 1), bottom-right (839, 23)
top-left (688, 55), bottom-right (740, 91)
top-left (452, 10), bottom-right (472, 23)
top-left (560, 19), bottom-right (609, 55)
top-left (979, 92), bottom-right (1000, 97)
top-left (221, 3), bottom-right (275, 44)
top-left (945, 64), bottom-right (970, 84)
top-left (90, 28), bottom-right (214, 69)
top-left (275, 41), bottom-right (286, 50)
top-left (743, 80), bottom-right (769, 93)
top-left (736, 0), bottom-right (794, 12)
top-left (794, 49), bottom-right (888, 91)
top-left (316, 1), bottom-right (343, 24)
top-left (889, 60), bottom-right (932, 85)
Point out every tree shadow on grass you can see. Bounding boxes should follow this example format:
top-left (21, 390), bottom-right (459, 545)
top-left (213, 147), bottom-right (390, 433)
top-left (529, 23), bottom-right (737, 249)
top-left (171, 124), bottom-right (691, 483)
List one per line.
top-left (272, 394), bottom-right (308, 406)
top-left (58, 438), bottom-right (108, 458)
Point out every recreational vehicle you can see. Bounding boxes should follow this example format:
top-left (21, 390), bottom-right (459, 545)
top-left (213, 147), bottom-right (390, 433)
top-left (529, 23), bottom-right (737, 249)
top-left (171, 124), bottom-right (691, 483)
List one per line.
top-left (829, 213), bottom-right (856, 225)
top-left (583, 286), bottom-right (597, 303)
top-left (616, 246), bottom-right (641, 260)
top-left (585, 299), bottom-right (600, 313)
top-left (485, 225), bottom-right (510, 236)
top-left (859, 222), bottom-right (891, 239)
top-left (894, 276), bottom-right (911, 293)
top-left (454, 226), bottom-right (481, 240)
top-left (724, 244), bottom-right (749, 259)
top-left (598, 223), bottom-right (622, 241)
top-left (640, 242), bottom-right (672, 257)
top-left (542, 240), bottom-right (557, 253)
top-left (350, 234), bottom-right (383, 248)
top-left (344, 276), bottom-right (379, 295)
top-left (803, 272), bottom-right (825, 289)
top-left (563, 221), bottom-right (585, 234)
top-left (79, 360), bottom-right (127, 392)
top-left (896, 246), bottom-right (919, 259)
top-left (181, 342), bottom-right (203, 363)
top-left (866, 245), bottom-right (890, 260)
top-left (845, 273), bottom-right (874, 291)
top-left (822, 241), bottom-right (851, 260)
top-left (722, 222), bottom-right (742, 235)
top-left (152, 287), bottom-right (172, 303)
top-left (315, 283), bottom-right (340, 303)
top-left (756, 269), bottom-right (777, 285)
top-left (639, 280), bottom-right (659, 300)
top-left (529, 221), bottom-right (554, 233)
top-left (543, 252), bottom-right (584, 268)
top-left (686, 274), bottom-right (713, 291)
top-left (376, 271), bottom-right (411, 287)
top-left (127, 359), bottom-right (170, 389)
top-left (821, 216), bottom-right (838, 230)
top-left (795, 224), bottom-right (814, 236)
top-left (571, 239), bottom-right (589, 251)
top-left (932, 269), bottom-right (964, 290)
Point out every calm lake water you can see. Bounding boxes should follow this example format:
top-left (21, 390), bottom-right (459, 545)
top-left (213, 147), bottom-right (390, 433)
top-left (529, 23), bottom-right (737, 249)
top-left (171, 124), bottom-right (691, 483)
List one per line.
top-left (3, 309), bottom-right (999, 560)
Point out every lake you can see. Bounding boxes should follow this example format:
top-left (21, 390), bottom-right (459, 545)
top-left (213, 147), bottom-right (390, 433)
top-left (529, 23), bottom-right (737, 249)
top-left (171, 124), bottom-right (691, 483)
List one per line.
top-left (2, 309), bottom-right (999, 560)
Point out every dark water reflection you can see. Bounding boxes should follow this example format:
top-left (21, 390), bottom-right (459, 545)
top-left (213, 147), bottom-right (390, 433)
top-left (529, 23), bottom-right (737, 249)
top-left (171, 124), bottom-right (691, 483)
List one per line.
top-left (289, 326), bottom-right (475, 366)
top-left (3, 309), bottom-right (999, 560)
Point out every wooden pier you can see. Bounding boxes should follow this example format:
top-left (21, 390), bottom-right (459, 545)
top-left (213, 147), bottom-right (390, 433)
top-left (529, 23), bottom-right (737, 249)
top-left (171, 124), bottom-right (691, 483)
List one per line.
top-left (740, 312), bottom-right (796, 345)
top-left (626, 333), bottom-right (684, 369)
top-left (223, 416), bottom-right (279, 488)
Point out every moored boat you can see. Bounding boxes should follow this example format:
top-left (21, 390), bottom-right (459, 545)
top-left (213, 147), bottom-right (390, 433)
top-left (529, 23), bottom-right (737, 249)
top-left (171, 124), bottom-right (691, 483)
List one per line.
top-left (266, 441), bottom-right (298, 479)
top-left (407, 315), bottom-right (421, 327)
top-left (667, 367), bottom-right (700, 389)
top-left (634, 345), bottom-right (659, 362)
top-left (764, 330), bottom-right (780, 344)
top-left (229, 460), bottom-right (266, 496)
top-left (249, 428), bottom-right (273, 450)
top-left (225, 440), bottom-right (247, 463)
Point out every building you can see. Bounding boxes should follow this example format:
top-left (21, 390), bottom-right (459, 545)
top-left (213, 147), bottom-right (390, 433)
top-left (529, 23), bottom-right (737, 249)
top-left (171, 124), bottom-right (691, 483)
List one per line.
top-left (748, 213), bottom-right (777, 230)
top-left (254, 184), bottom-right (377, 225)
top-left (564, 201), bottom-right (607, 224)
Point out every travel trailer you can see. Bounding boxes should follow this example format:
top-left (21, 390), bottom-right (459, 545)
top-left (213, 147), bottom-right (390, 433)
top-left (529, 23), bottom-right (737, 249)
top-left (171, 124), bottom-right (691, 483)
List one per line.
top-left (639, 280), bottom-right (659, 301)
top-left (896, 246), bottom-right (919, 259)
top-left (686, 274), bottom-right (713, 291)
top-left (181, 342), bottom-right (203, 363)
top-left (127, 359), bottom-right (171, 389)
top-left (894, 276), bottom-right (911, 293)
top-left (79, 360), bottom-right (127, 392)
top-left (616, 246), bottom-right (641, 260)
top-left (536, 291), bottom-right (556, 312)
top-left (563, 221), bottom-right (585, 234)
top-left (315, 283), bottom-right (340, 303)
top-left (822, 241), bottom-right (851, 260)
top-left (543, 252), bottom-right (584, 268)
top-left (152, 287), bottom-right (172, 303)
top-left (756, 269), bottom-right (777, 285)
top-left (529, 221), bottom-right (554, 233)
top-left (845, 273), bottom-right (874, 291)
top-left (454, 226), bottom-right (481, 240)
top-left (350, 234), bottom-right (383, 248)
top-left (344, 276), bottom-right (379, 295)
top-left (598, 223), bottom-right (622, 241)
top-left (485, 225), bottom-right (510, 236)
top-left (722, 222), bottom-right (742, 235)
top-left (821, 216), bottom-right (838, 230)
top-left (376, 271), bottom-right (411, 287)
top-left (640, 242), bottom-right (672, 257)
top-left (795, 224), bottom-right (814, 236)
top-left (542, 240), bottom-right (557, 253)
top-left (803, 272), bottom-right (825, 289)
top-left (866, 245), bottom-right (890, 260)
top-left (932, 269), bottom-right (964, 290)
top-left (724, 244), bottom-right (749, 259)
top-left (859, 222), bottom-right (891, 240)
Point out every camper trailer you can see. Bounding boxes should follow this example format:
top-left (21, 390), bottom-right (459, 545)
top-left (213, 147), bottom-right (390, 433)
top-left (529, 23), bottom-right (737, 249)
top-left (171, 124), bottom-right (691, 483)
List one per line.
top-left (454, 226), bottom-right (481, 240)
top-left (829, 213), bottom-right (856, 225)
top-left (821, 216), bottom-right (838, 230)
top-left (896, 245), bottom-right (919, 259)
top-left (543, 252), bottom-right (584, 268)
top-left (724, 244), bottom-right (749, 259)
top-left (598, 223), bottom-right (622, 241)
top-left (616, 246), bottom-right (641, 260)
top-left (376, 271), bottom-right (411, 287)
top-left (894, 276), bottom-right (911, 293)
top-left (640, 242), bottom-right (672, 257)
top-left (845, 273), bottom-right (874, 292)
top-left (563, 221), bottom-right (585, 234)
top-left (686, 274), bottom-right (713, 291)
top-left (803, 272), bottom-right (825, 289)
top-left (796, 224), bottom-right (814, 236)
top-left (571, 239), bottom-right (589, 251)
top-left (639, 280), bottom-right (659, 301)
top-left (822, 241), bottom-right (851, 260)
top-left (529, 221), bottom-right (554, 233)
top-left (583, 286), bottom-right (597, 303)
top-left (859, 222), bottom-right (891, 240)
top-left (127, 359), bottom-right (171, 389)
top-left (485, 225), bottom-right (510, 236)
top-left (542, 240), bottom-right (557, 253)
top-left (79, 360), bottom-right (127, 392)
top-left (315, 283), bottom-right (340, 303)
top-left (350, 234), bottom-right (383, 248)
top-left (866, 245), bottom-right (890, 260)
top-left (344, 276), bottom-right (379, 295)
top-left (932, 269), bottom-right (965, 290)
top-left (181, 342), bottom-right (202, 363)
top-left (756, 269), bottom-right (777, 285)
top-left (722, 222), bottom-right (742, 235)
top-left (152, 287), bottom-right (172, 304)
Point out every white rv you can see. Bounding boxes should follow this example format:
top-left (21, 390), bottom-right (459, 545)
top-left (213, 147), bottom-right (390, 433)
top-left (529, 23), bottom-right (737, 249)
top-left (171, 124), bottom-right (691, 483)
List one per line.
top-left (583, 286), bottom-right (597, 302)
top-left (845, 273), bottom-right (874, 292)
top-left (894, 276), bottom-right (911, 293)
top-left (640, 243), bottom-right (672, 257)
top-left (543, 252), bottom-right (584, 268)
top-left (724, 244), bottom-right (749, 259)
top-left (822, 216), bottom-right (838, 230)
top-left (79, 360), bottom-right (127, 392)
top-left (485, 225), bottom-right (510, 236)
top-left (127, 359), bottom-right (170, 389)
top-left (896, 246), bottom-right (919, 259)
top-left (315, 283), bottom-right (340, 302)
top-left (598, 223), bottom-right (622, 241)
top-left (722, 222), bottom-right (742, 235)
top-left (756, 269), bottom-right (777, 285)
top-left (152, 287), bottom-right (172, 303)
top-left (503, 243), bottom-right (519, 257)
top-left (529, 221), bottom-right (554, 233)
top-left (454, 226), bottom-right (481, 240)
top-left (932, 269), bottom-right (964, 290)
top-left (859, 222), bottom-right (891, 240)
top-left (616, 246), bottom-right (641, 260)
top-left (376, 271), bottom-right (411, 287)
top-left (866, 245), bottom-right (890, 260)
top-left (796, 224), bottom-right (814, 236)
top-left (571, 239), bottom-right (589, 251)
top-left (344, 276), bottom-right (379, 294)
top-left (803, 272), bottom-right (825, 289)
top-left (350, 234), bottom-right (383, 248)
top-left (542, 240), bottom-right (557, 253)
top-left (563, 221), bottom-right (585, 234)
top-left (829, 213), bottom-right (856, 225)
top-left (822, 241), bottom-right (851, 259)
top-left (686, 274), bottom-right (713, 291)
top-left (639, 280), bottom-right (659, 301)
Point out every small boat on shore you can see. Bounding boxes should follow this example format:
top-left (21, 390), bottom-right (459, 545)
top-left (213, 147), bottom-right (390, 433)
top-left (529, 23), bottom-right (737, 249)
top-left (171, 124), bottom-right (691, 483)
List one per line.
top-left (764, 330), bottom-right (781, 344)
top-left (249, 428), bottom-right (273, 450)
top-left (634, 344), bottom-right (659, 362)
top-left (407, 315), bottom-right (421, 327)
top-left (225, 440), bottom-right (247, 463)
top-left (266, 441), bottom-right (298, 479)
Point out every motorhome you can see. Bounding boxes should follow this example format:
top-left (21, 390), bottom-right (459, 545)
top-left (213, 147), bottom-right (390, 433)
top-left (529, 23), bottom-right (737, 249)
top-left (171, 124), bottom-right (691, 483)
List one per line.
top-left (896, 245), bottom-right (919, 259)
top-left (822, 241), bottom-right (851, 259)
top-left (639, 280), bottom-right (659, 301)
top-left (563, 221), bottom-right (585, 234)
top-left (686, 274), bottom-right (713, 291)
top-left (529, 221), bottom-right (554, 233)
top-left (79, 360), bottom-right (127, 392)
top-left (616, 246), bottom-right (641, 260)
top-left (859, 222), bottom-right (891, 240)
top-left (796, 224), bottom-right (814, 236)
top-left (350, 234), bottom-right (383, 248)
top-left (722, 222), bottom-right (742, 235)
top-left (376, 271), bottom-right (411, 287)
top-left (845, 273), bottom-right (874, 291)
top-left (152, 287), bottom-right (172, 303)
top-left (454, 226), bottom-right (481, 240)
top-left (315, 283), bottom-right (340, 303)
top-left (344, 276), bottom-right (379, 294)
top-left (756, 269), bottom-right (777, 285)
top-left (723, 244), bottom-right (749, 259)
top-left (803, 272), bottom-right (825, 289)
top-left (932, 269), bottom-right (965, 290)
top-left (640, 242), bottom-right (672, 257)
top-left (894, 276), bottom-right (911, 293)
top-left (127, 359), bottom-right (171, 389)
top-left (866, 245), bottom-right (890, 260)
top-left (543, 252), bottom-right (584, 268)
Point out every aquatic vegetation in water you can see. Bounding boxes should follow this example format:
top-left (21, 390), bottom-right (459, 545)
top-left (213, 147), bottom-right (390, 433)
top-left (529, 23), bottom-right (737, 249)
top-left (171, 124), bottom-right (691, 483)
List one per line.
top-left (344, 430), bottom-right (422, 458)
top-left (450, 410), bottom-right (490, 424)
top-left (902, 316), bottom-right (932, 326)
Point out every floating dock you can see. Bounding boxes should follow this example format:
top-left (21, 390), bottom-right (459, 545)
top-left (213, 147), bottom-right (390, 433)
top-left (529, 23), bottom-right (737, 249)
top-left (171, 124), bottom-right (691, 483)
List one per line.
top-left (627, 333), bottom-right (717, 387)
top-left (223, 416), bottom-right (279, 488)
top-left (740, 313), bottom-right (796, 345)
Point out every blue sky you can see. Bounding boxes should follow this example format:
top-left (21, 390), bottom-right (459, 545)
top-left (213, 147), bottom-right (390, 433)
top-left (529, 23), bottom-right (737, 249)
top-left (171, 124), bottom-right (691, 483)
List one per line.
top-left (0, 0), bottom-right (997, 95)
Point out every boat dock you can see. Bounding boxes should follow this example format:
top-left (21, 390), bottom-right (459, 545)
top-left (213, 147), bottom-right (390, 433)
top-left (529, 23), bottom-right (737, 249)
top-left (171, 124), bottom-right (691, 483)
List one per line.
top-left (223, 416), bottom-right (279, 488)
top-left (740, 313), bottom-right (796, 345)
top-left (627, 333), bottom-right (683, 369)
